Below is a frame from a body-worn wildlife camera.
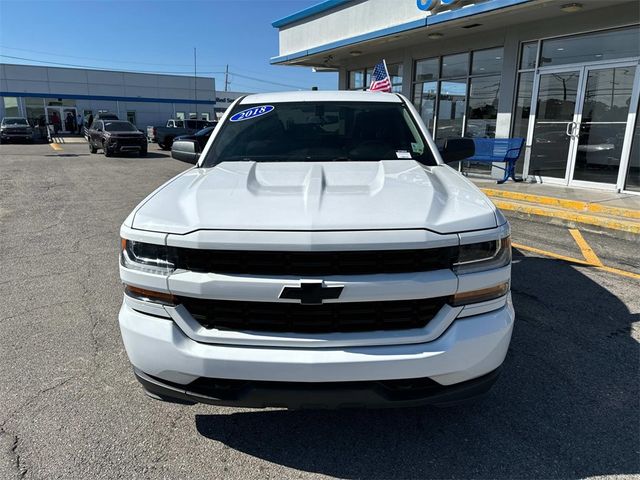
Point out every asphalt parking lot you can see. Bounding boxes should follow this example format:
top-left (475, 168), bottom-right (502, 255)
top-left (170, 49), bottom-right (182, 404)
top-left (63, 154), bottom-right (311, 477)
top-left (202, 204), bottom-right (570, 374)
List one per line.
top-left (1, 141), bottom-right (638, 480)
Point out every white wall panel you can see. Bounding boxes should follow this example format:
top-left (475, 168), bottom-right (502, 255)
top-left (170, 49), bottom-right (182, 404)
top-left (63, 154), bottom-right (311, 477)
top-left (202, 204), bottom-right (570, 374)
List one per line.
top-left (48, 82), bottom-right (89, 95)
top-left (5, 79), bottom-right (49, 93)
top-left (47, 67), bottom-right (87, 83)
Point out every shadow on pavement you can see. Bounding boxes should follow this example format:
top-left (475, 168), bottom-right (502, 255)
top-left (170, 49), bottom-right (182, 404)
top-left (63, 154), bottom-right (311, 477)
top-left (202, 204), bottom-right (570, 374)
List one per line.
top-left (194, 252), bottom-right (639, 479)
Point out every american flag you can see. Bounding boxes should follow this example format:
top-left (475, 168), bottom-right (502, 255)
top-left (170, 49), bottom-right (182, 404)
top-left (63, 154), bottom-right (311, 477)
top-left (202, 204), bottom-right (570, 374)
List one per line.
top-left (368, 60), bottom-right (391, 92)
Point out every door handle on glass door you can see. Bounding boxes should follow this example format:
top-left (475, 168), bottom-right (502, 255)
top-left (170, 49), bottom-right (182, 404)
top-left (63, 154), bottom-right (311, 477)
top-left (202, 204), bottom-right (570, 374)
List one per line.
top-left (566, 122), bottom-right (573, 136)
top-left (566, 122), bottom-right (579, 137)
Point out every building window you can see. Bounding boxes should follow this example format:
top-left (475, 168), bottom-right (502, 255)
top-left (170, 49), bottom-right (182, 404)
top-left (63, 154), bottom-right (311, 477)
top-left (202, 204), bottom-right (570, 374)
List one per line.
top-left (510, 42), bottom-right (538, 174)
top-left (412, 47), bottom-right (503, 141)
top-left (176, 112), bottom-right (185, 120)
top-left (201, 112), bottom-right (210, 121)
top-left (466, 75), bottom-right (501, 138)
top-left (441, 53), bottom-right (469, 78)
top-left (520, 42), bottom-right (538, 70)
top-left (412, 47), bottom-right (503, 175)
top-left (437, 79), bottom-right (467, 140)
top-left (413, 58), bottom-right (439, 132)
top-left (348, 63), bottom-right (402, 91)
top-left (349, 69), bottom-right (366, 90)
top-left (539, 26), bottom-right (639, 68)
top-left (126, 111), bottom-right (136, 125)
top-left (3, 97), bottom-right (20, 117)
top-left (25, 97), bottom-right (45, 126)
top-left (388, 63), bottom-right (403, 92)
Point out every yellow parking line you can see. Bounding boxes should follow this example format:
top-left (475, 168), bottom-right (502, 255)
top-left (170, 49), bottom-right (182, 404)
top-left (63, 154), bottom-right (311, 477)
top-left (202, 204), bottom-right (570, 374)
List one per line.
top-left (512, 242), bottom-right (640, 280)
top-left (568, 229), bottom-right (603, 266)
top-left (50, 143), bottom-right (63, 151)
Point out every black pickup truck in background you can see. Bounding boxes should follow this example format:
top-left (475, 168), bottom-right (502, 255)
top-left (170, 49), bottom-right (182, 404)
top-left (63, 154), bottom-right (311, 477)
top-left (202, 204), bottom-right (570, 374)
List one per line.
top-left (147, 119), bottom-right (214, 150)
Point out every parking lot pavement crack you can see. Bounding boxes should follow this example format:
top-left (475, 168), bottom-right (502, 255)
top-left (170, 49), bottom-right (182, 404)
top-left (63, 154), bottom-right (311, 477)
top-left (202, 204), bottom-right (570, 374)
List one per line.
top-left (1, 429), bottom-right (27, 479)
top-left (0, 376), bottom-right (78, 430)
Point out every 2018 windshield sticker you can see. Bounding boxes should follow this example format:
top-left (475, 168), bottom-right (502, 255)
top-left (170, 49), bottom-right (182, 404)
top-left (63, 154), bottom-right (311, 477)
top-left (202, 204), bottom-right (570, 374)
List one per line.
top-left (230, 105), bottom-right (274, 122)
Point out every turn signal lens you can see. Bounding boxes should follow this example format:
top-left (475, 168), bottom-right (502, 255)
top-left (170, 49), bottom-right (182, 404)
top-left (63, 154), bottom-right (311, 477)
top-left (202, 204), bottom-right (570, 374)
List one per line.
top-left (124, 285), bottom-right (176, 305)
top-left (450, 282), bottom-right (509, 307)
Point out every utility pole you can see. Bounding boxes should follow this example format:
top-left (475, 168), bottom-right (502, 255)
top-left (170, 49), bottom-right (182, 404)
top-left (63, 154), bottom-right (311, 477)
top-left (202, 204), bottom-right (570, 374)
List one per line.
top-left (224, 64), bottom-right (229, 92)
top-left (194, 47), bottom-right (198, 120)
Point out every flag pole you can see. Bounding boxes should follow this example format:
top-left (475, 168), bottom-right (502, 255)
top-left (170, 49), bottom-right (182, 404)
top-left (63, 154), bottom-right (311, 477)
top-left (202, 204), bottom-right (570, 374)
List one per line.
top-left (382, 59), bottom-right (390, 88)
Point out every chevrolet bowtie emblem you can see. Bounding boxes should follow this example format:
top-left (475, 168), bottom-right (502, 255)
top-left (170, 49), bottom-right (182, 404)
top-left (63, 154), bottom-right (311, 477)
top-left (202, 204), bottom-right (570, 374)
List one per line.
top-left (279, 281), bottom-right (344, 305)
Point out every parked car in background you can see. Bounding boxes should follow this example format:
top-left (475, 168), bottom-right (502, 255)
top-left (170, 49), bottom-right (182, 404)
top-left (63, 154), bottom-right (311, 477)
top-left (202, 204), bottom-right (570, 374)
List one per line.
top-left (0, 117), bottom-right (33, 143)
top-left (119, 91), bottom-right (514, 409)
top-left (172, 124), bottom-right (216, 153)
top-left (147, 119), bottom-right (214, 150)
top-left (88, 120), bottom-right (147, 157)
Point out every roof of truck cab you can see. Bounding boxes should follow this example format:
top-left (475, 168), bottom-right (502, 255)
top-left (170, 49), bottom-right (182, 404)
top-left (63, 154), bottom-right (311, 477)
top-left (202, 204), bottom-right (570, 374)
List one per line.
top-left (239, 90), bottom-right (402, 104)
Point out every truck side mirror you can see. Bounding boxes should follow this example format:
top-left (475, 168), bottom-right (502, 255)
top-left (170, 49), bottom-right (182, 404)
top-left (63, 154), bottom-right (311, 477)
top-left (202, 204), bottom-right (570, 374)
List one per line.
top-left (440, 138), bottom-right (475, 164)
top-left (171, 139), bottom-right (200, 164)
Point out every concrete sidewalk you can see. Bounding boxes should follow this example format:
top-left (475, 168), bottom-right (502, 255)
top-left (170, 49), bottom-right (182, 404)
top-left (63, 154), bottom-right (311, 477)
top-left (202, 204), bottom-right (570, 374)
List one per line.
top-left (472, 178), bottom-right (640, 238)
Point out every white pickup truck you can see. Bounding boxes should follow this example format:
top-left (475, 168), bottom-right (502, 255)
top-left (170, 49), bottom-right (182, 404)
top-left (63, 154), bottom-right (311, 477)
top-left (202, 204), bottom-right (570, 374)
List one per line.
top-left (119, 91), bottom-right (514, 409)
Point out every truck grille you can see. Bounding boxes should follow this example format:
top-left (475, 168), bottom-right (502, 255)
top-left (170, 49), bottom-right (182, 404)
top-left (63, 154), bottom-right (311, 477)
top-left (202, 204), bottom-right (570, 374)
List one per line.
top-left (178, 297), bottom-right (448, 333)
top-left (115, 136), bottom-right (144, 146)
top-left (171, 247), bottom-right (456, 276)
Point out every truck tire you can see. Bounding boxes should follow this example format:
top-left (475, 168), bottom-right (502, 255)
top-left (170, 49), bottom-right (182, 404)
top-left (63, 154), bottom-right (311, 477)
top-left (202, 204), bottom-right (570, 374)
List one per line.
top-left (158, 142), bottom-right (166, 150)
top-left (164, 137), bottom-right (174, 150)
top-left (89, 141), bottom-right (97, 154)
top-left (103, 141), bottom-right (112, 157)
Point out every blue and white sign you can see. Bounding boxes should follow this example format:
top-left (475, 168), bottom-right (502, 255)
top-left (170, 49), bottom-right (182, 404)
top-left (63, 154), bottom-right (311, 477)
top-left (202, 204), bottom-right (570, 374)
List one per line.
top-left (417, 0), bottom-right (459, 11)
top-left (230, 105), bottom-right (274, 122)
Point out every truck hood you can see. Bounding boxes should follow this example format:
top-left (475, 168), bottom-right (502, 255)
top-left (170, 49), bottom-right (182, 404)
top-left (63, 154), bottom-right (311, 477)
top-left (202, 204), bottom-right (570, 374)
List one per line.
top-left (131, 161), bottom-right (497, 234)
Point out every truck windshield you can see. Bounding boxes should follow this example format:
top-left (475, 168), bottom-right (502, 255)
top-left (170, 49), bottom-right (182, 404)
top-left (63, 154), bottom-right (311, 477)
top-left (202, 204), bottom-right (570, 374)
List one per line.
top-left (3, 118), bottom-right (28, 125)
top-left (201, 101), bottom-right (435, 167)
top-left (104, 121), bottom-right (137, 132)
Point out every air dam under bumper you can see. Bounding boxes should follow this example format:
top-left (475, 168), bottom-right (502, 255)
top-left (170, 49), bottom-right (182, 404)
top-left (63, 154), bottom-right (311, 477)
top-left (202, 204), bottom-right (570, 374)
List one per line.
top-left (119, 297), bottom-right (514, 407)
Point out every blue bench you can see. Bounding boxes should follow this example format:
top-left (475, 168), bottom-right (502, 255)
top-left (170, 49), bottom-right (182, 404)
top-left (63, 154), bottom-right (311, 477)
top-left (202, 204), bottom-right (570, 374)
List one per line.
top-left (463, 138), bottom-right (525, 184)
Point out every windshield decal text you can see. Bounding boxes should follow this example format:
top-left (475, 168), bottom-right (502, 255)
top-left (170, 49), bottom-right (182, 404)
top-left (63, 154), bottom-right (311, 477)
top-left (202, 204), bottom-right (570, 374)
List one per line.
top-left (230, 105), bottom-right (274, 122)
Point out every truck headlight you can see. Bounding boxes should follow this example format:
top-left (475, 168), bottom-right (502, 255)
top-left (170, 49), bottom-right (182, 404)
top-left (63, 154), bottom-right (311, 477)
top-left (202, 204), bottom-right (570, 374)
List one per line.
top-left (453, 236), bottom-right (511, 274)
top-left (120, 239), bottom-right (175, 275)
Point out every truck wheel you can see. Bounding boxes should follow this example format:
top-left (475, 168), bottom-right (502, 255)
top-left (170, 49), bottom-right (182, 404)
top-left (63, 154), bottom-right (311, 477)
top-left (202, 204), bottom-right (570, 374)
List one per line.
top-left (89, 142), bottom-right (97, 154)
top-left (165, 137), bottom-right (174, 150)
top-left (158, 142), bottom-right (166, 150)
top-left (103, 141), bottom-right (112, 157)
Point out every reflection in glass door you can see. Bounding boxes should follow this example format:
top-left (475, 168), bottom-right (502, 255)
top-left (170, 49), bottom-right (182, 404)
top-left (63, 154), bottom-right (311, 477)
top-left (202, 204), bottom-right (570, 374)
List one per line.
top-left (572, 66), bottom-right (636, 185)
top-left (527, 70), bottom-right (580, 180)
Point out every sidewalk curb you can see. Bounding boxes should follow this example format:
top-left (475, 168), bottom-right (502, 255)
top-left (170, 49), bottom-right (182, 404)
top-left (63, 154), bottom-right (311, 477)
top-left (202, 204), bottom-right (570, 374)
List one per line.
top-left (481, 188), bottom-right (640, 220)
top-left (490, 198), bottom-right (640, 237)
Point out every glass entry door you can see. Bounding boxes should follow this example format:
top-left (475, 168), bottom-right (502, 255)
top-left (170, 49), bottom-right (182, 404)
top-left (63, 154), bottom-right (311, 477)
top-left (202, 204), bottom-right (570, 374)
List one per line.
top-left (527, 69), bottom-right (581, 181)
top-left (571, 64), bottom-right (637, 186)
top-left (526, 62), bottom-right (638, 188)
top-left (45, 106), bottom-right (77, 134)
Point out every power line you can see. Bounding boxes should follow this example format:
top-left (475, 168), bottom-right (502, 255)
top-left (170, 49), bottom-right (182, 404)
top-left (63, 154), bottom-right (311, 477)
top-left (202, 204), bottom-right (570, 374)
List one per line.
top-left (0, 45), bottom-right (226, 68)
top-left (227, 71), bottom-right (306, 90)
top-left (0, 54), bottom-right (224, 75)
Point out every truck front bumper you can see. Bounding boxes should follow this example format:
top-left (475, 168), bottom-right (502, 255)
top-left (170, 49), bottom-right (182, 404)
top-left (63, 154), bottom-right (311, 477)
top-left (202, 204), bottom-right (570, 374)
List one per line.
top-left (119, 296), bottom-right (514, 408)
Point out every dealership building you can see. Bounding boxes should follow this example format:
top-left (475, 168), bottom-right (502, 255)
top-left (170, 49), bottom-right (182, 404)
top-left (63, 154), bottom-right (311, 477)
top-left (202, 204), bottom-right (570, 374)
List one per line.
top-left (0, 63), bottom-right (216, 130)
top-left (272, 0), bottom-right (640, 193)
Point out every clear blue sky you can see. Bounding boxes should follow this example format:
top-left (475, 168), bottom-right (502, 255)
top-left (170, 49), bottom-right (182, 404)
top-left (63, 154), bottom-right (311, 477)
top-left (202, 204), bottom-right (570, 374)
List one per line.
top-left (0, 0), bottom-right (338, 93)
